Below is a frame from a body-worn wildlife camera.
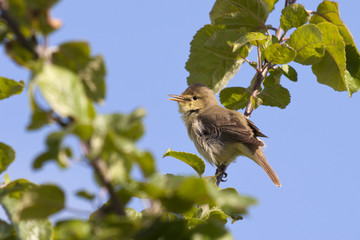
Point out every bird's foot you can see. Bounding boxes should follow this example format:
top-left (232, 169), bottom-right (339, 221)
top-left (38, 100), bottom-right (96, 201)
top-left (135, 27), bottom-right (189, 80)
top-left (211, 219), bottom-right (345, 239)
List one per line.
top-left (215, 164), bottom-right (228, 186)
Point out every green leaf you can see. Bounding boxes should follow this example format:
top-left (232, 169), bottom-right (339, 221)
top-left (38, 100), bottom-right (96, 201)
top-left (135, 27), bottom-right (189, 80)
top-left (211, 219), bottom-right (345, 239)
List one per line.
top-left (163, 149), bottom-right (205, 176)
top-left (0, 179), bottom-right (53, 240)
top-left (346, 44), bottom-right (360, 80)
top-left (177, 177), bottom-right (213, 204)
top-left (258, 84), bottom-right (291, 109)
top-left (52, 41), bottom-right (91, 72)
top-left (186, 25), bottom-right (246, 93)
top-left (5, 41), bottom-right (34, 67)
top-left (207, 209), bottom-right (228, 225)
top-left (0, 77), bottom-right (24, 100)
top-left (263, 43), bottom-right (296, 64)
top-left (212, 188), bottom-right (257, 222)
top-left (280, 3), bottom-right (310, 32)
top-left (79, 55), bottom-right (106, 103)
top-left (263, 69), bottom-right (281, 86)
top-left (287, 24), bottom-right (325, 65)
top-left (219, 87), bottom-right (250, 110)
top-left (275, 65), bottom-right (298, 82)
top-left (106, 108), bottom-right (146, 141)
top-left (263, 0), bottom-right (279, 12)
top-left (230, 32), bottom-right (269, 52)
top-left (0, 220), bottom-right (13, 239)
top-left (76, 190), bottom-right (95, 201)
top-left (54, 219), bottom-right (91, 240)
top-left (311, 22), bottom-right (351, 94)
top-left (71, 123), bottom-right (94, 141)
top-left (52, 42), bottom-right (106, 103)
top-left (135, 219), bottom-right (189, 240)
top-left (310, 1), bottom-right (360, 93)
top-left (0, 21), bottom-right (8, 42)
top-left (189, 221), bottom-right (232, 239)
top-left (310, 1), bottom-right (355, 46)
top-left (344, 69), bottom-right (360, 95)
top-left (135, 151), bottom-right (156, 178)
top-left (33, 131), bottom-right (68, 169)
top-left (35, 64), bottom-right (94, 121)
top-left (210, 0), bottom-right (269, 31)
top-left (0, 142), bottom-right (15, 174)
top-left (18, 184), bottom-right (65, 220)
top-left (27, 110), bottom-right (52, 131)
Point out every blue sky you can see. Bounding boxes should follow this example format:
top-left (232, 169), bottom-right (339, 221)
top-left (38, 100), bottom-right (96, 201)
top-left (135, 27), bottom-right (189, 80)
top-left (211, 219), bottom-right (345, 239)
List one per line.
top-left (1, 1), bottom-right (360, 239)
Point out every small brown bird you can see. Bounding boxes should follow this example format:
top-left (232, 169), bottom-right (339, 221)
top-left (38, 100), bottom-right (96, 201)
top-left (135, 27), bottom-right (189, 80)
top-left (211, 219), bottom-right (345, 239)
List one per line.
top-left (169, 84), bottom-right (281, 187)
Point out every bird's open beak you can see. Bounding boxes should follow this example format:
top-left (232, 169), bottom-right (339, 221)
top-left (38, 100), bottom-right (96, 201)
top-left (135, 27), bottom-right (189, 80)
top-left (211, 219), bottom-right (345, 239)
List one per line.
top-left (168, 94), bottom-right (185, 102)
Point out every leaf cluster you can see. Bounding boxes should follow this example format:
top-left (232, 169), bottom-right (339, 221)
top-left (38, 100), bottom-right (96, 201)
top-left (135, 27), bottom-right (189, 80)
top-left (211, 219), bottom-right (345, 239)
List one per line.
top-left (186, 0), bottom-right (360, 113)
top-left (0, 1), bottom-right (257, 239)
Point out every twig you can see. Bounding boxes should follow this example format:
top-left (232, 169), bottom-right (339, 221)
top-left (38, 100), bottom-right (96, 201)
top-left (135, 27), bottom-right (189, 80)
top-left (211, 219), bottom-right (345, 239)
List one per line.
top-left (256, 41), bottom-right (262, 72)
top-left (244, 63), bottom-right (271, 118)
top-left (0, 0), bottom-right (39, 59)
top-left (81, 142), bottom-right (126, 216)
top-left (242, 57), bottom-right (251, 65)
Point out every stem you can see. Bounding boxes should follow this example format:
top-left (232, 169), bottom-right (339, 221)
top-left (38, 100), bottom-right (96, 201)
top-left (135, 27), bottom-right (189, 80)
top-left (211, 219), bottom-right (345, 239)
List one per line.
top-left (0, 0), bottom-right (39, 59)
top-left (81, 142), bottom-right (126, 216)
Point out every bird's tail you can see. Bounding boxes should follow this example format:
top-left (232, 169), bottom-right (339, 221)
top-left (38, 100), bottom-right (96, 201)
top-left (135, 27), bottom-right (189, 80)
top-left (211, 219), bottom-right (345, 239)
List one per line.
top-left (253, 147), bottom-right (281, 187)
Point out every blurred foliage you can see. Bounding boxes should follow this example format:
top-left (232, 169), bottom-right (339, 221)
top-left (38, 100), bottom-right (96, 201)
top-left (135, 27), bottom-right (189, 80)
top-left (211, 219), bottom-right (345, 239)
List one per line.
top-left (0, 0), bottom-right (359, 239)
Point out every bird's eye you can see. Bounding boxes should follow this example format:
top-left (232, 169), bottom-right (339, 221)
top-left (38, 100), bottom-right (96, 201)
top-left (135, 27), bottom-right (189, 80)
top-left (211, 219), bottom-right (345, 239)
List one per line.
top-left (193, 96), bottom-right (198, 100)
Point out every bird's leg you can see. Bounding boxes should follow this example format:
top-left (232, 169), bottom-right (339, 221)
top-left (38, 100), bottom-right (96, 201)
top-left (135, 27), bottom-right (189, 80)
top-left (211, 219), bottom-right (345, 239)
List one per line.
top-left (215, 164), bottom-right (228, 186)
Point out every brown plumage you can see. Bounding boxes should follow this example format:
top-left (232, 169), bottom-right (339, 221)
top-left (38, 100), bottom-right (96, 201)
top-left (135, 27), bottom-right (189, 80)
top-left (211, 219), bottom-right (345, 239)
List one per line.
top-left (169, 84), bottom-right (281, 187)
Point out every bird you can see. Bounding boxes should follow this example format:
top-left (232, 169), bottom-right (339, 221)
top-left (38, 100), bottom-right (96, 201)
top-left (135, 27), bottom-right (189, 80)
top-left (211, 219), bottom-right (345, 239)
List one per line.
top-left (169, 83), bottom-right (281, 187)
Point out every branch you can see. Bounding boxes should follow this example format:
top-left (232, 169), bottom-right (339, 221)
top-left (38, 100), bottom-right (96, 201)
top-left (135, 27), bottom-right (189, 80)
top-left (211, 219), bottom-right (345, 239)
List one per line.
top-left (244, 63), bottom-right (271, 118)
top-left (0, 0), bottom-right (39, 59)
top-left (81, 142), bottom-right (126, 216)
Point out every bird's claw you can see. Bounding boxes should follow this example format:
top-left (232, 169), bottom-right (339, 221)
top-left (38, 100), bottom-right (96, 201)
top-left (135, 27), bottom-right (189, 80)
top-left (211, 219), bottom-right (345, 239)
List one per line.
top-left (215, 164), bottom-right (228, 185)
top-left (221, 172), bottom-right (228, 182)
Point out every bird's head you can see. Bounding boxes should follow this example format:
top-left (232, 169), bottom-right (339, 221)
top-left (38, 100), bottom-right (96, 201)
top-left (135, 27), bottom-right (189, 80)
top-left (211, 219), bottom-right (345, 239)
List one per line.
top-left (169, 84), bottom-right (218, 114)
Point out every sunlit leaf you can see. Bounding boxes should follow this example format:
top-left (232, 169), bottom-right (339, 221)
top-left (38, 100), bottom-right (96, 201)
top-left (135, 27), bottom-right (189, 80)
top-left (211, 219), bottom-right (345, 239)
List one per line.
top-left (35, 64), bottom-right (94, 121)
top-left (263, 0), bottom-right (279, 12)
top-left (163, 149), bottom-right (205, 176)
top-left (310, 0), bottom-right (360, 94)
top-left (212, 188), bottom-right (257, 222)
top-left (0, 77), bottom-right (24, 100)
top-left (210, 0), bottom-right (269, 31)
top-left (311, 22), bottom-right (354, 95)
top-left (186, 25), bottom-right (246, 94)
top-left (0, 142), bottom-right (15, 174)
top-left (219, 87), bottom-right (250, 110)
top-left (287, 24), bottom-right (325, 65)
top-left (18, 184), bottom-right (65, 220)
top-left (263, 43), bottom-right (296, 64)
top-left (280, 3), bottom-right (310, 31)
top-left (230, 32), bottom-right (268, 52)
top-left (207, 209), bottom-right (228, 225)
top-left (0, 179), bottom-right (53, 240)
top-left (54, 219), bottom-right (91, 240)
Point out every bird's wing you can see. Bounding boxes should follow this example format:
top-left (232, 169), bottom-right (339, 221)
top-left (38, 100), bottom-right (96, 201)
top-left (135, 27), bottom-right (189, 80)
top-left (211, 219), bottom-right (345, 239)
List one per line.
top-left (198, 106), bottom-right (264, 146)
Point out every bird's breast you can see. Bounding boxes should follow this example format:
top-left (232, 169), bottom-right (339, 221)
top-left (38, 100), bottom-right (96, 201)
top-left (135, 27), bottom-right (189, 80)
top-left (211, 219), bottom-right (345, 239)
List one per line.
top-left (186, 118), bottom-right (223, 165)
